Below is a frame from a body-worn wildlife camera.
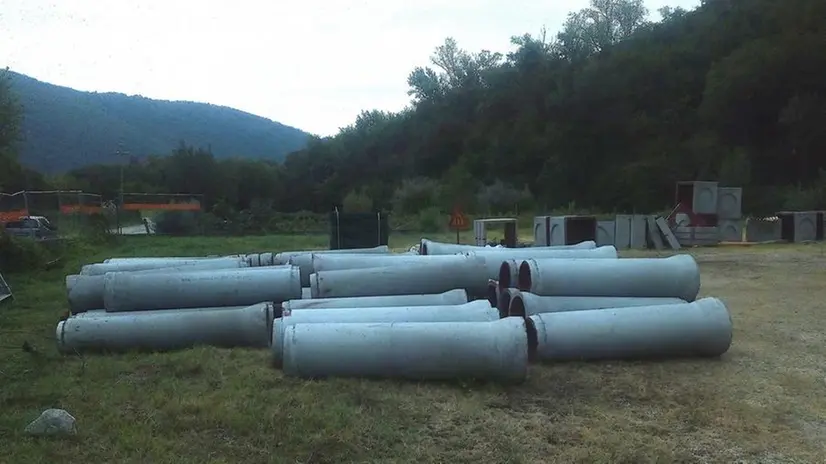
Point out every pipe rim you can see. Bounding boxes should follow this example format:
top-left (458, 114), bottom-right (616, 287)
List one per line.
top-left (497, 289), bottom-right (513, 319)
top-left (517, 260), bottom-right (532, 291)
top-left (508, 293), bottom-right (527, 318)
top-left (498, 261), bottom-right (512, 289)
top-left (524, 316), bottom-right (538, 363)
top-left (270, 318), bottom-right (284, 368)
top-left (486, 281), bottom-right (499, 307)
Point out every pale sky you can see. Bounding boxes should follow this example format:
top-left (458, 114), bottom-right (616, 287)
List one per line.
top-left (0, 0), bottom-right (700, 136)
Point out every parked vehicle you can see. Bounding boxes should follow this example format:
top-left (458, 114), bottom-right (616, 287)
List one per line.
top-left (1, 216), bottom-right (59, 239)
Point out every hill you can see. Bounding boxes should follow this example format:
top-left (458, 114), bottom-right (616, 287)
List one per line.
top-left (7, 71), bottom-right (310, 173)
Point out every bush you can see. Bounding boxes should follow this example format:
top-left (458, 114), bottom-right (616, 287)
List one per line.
top-left (0, 231), bottom-right (50, 272)
top-left (418, 207), bottom-right (444, 233)
top-left (154, 211), bottom-right (201, 235)
top-left (343, 189), bottom-right (374, 212)
top-left (392, 178), bottom-right (441, 214)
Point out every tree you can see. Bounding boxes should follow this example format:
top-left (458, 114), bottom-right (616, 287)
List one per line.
top-left (554, 0), bottom-right (649, 60)
top-left (0, 68), bottom-right (23, 191)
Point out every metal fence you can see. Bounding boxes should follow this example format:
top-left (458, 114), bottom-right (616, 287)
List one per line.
top-left (0, 190), bottom-right (105, 233)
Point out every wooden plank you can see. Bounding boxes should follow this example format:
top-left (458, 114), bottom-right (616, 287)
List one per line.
top-left (646, 215), bottom-right (664, 250)
top-left (656, 216), bottom-right (682, 250)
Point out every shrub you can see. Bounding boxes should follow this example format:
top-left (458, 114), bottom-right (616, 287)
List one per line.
top-left (418, 207), bottom-right (444, 233)
top-left (0, 231), bottom-right (49, 272)
top-left (343, 189), bottom-right (373, 212)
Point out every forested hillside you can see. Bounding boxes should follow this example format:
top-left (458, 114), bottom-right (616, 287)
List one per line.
top-left (5, 71), bottom-right (309, 173)
top-left (3, 0), bottom-right (825, 217)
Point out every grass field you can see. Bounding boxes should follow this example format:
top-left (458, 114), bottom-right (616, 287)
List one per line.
top-left (2, 233), bottom-right (826, 463)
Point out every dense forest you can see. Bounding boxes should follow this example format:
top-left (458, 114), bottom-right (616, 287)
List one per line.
top-left (3, 71), bottom-right (309, 173)
top-left (2, 0), bottom-right (825, 218)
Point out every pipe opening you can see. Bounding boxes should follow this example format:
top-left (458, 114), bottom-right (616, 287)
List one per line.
top-left (486, 281), bottom-right (499, 307)
top-left (497, 290), bottom-right (512, 319)
top-left (498, 261), bottom-right (511, 289)
top-left (509, 294), bottom-right (526, 318)
top-left (517, 260), bottom-right (532, 291)
top-left (420, 241), bottom-right (428, 255)
top-left (524, 316), bottom-right (539, 363)
top-left (272, 302), bottom-right (283, 319)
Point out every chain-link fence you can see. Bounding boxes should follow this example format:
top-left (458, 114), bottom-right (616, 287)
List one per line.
top-left (0, 190), bottom-right (105, 234)
top-left (118, 192), bottom-right (204, 235)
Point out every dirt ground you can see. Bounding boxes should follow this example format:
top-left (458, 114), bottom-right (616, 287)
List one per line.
top-left (2, 241), bottom-right (825, 463)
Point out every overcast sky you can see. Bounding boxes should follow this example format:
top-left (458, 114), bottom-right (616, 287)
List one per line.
top-left (1, 0), bottom-right (700, 136)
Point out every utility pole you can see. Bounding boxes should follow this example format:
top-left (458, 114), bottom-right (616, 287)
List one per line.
top-left (114, 143), bottom-right (130, 234)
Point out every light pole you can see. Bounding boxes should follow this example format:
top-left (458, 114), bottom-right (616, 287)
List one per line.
top-left (114, 144), bottom-right (130, 234)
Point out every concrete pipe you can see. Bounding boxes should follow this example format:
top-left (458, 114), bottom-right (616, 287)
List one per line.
top-left (283, 289), bottom-right (469, 311)
top-left (504, 290), bottom-right (687, 317)
top-left (309, 258), bottom-right (489, 299)
top-left (301, 287), bottom-right (312, 299)
top-left (487, 280), bottom-right (500, 307)
top-left (271, 300), bottom-right (499, 366)
top-left (56, 302), bottom-right (276, 353)
top-left (420, 239), bottom-right (597, 255)
top-left (81, 257), bottom-right (248, 275)
top-left (246, 253), bottom-right (261, 267)
top-left (102, 256), bottom-right (220, 264)
top-left (103, 266), bottom-right (301, 312)
top-left (68, 265), bottom-right (293, 314)
top-left (518, 254), bottom-right (701, 301)
top-left (471, 245), bottom-right (618, 282)
top-left (260, 252), bottom-right (274, 266)
top-left (529, 297), bottom-right (733, 361)
top-left (291, 251), bottom-right (410, 287)
top-left (273, 245), bottom-right (390, 265)
top-left (278, 316), bottom-right (533, 383)
top-left (312, 253), bottom-right (472, 273)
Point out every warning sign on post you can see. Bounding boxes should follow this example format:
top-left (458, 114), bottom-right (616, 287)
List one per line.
top-left (448, 208), bottom-right (470, 230)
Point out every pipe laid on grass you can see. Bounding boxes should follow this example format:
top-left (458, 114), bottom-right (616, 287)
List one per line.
top-left (471, 245), bottom-right (618, 282)
top-left (420, 239), bottom-right (596, 255)
top-left (67, 265), bottom-right (293, 314)
top-left (103, 266), bottom-right (301, 312)
top-left (273, 245), bottom-right (390, 265)
top-left (503, 290), bottom-right (687, 316)
top-left (283, 289), bottom-right (468, 311)
top-left (81, 257), bottom-right (248, 275)
top-left (518, 254), bottom-right (701, 301)
top-left (309, 258), bottom-right (489, 299)
top-left (271, 300), bottom-right (499, 366)
top-left (279, 317), bottom-right (533, 383)
top-left (530, 297), bottom-right (733, 361)
top-left (56, 302), bottom-right (276, 353)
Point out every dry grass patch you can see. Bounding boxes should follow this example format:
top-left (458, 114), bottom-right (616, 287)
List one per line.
top-left (1, 238), bottom-right (825, 463)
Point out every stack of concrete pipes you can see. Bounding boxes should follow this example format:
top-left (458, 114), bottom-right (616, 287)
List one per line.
top-left (269, 238), bottom-right (732, 383)
top-left (55, 239), bottom-right (733, 386)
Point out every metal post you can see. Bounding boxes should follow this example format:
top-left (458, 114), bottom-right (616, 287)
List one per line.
top-left (114, 144), bottom-right (129, 234)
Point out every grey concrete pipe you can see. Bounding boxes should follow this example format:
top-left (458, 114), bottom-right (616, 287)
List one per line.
top-left (291, 251), bottom-right (404, 286)
top-left (81, 257), bottom-right (248, 275)
top-left (470, 245), bottom-right (618, 282)
top-left (311, 253), bottom-right (473, 273)
top-left (420, 239), bottom-right (597, 255)
top-left (283, 289), bottom-right (469, 311)
top-left (529, 297), bottom-right (733, 361)
top-left (278, 316), bottom-right (532, 383)
top-left (102, 256), bottom-right (223, 264)
top-left (271, 300), bottom-right (499, 366)
top-left (273, 245), bottom-right (390, 265)
top-left (518, 254), bottom-right (701, 301)
top-left (56, 302), bottom-right (275, 353)
top-left (103, 266), bottom-right (301, 312)
top-left (301, 287), bottom-right (312, 299)
top-left (499, 288), bottom-right (687, 317)
top-left (487, 280), bottom-right (500, 307)
top-left (493, 246), bottom-right (617, 289)
top-left (67, 265), bottom-right (293, 314)
top-left (309, 258), bottom-right (489, 299)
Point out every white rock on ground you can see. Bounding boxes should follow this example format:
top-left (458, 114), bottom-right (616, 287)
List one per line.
top-left (24, 408), bottom-right (77, 436)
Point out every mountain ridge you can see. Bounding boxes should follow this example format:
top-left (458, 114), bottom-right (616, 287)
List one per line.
top-left (7, 71), bottom-right (310, 173)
